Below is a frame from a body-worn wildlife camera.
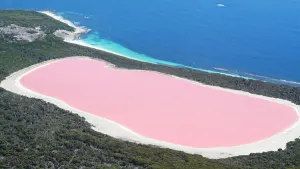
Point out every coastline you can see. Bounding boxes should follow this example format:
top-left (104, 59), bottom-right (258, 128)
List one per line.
top-left (39, 11), bottom-right (90, 39)
top-left (2, 56), bottom-right (300, 159)
top-left (39, 11), bottom-right (178, 64)
top-left (39, 10), bottom-right (300, 87)
top-left (39, 10), bottom-right (255, 80)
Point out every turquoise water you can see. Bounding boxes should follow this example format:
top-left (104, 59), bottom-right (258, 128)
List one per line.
top-left (82, 31), bottom-right (251, 79)
top-left (83, 31), bottom-right (181, 67)
top-left (1, 0), bottom-right (300, 86)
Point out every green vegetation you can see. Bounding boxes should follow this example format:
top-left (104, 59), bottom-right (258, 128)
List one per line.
top-left (220, 139), bottom-right (300, 168)
top-left (0, 88), bottom-right (236, 169)
top-left (0, 10), bottom-right (300, 168)
top-left (0, 10), bottom-right (74, 34)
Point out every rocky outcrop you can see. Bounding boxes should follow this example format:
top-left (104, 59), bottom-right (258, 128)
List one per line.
top-left (53, 27), bottom-right (90, 41)
top-left (0, 24), bottom-right (46, 42)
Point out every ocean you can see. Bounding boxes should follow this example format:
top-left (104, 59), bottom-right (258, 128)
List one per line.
top-left (1, 0), bottom-right (300, 86)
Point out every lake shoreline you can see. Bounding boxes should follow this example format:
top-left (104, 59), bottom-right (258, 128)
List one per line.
top-left (2, 56), bottom-right (299, 159)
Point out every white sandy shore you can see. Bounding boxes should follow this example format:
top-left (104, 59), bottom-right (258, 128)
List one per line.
top-left (1, 56), bottom-right (300, 159)
top-left (39, 11), bottom-right (151, 62)
top-left (40, 10), bottom-right (300, 87)
top-left (40, 10), bottom-right (257, 81)
top-left (40, 11), bottom-right (90, 41)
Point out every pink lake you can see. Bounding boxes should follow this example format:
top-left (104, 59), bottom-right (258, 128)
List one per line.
top-left (20, 58), bottom-right (299, 148)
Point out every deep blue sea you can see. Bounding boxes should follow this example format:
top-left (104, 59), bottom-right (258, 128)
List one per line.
top-left (2, 0), bottom-right (300, 86)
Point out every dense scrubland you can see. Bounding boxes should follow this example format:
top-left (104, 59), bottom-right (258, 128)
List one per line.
top-left (0, 10), bottom-right (300, 168)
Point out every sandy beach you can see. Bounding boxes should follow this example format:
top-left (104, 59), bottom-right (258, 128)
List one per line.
top-left (40, 11), bottom-right (89, 40)
top-left (1, 56), bottom-right (300, 159)
top-left (39, 11), bottom-right (151, 62)
top-left (40, 11), bottom-right (255, 80)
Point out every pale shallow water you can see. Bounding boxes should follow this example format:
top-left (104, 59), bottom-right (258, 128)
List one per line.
top-left (20, 58), bottom-right (299, 148)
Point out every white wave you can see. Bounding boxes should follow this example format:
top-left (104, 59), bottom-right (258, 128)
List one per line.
top-left (217, 4), bottom-right (225, 7)
top-left (213, 67), bottom-right (228, 72)
top-left (244, 72), bottom-right (300, 86)
top-left (65, 11), bottom-right (85, 16)
top-left (63, 11), bottom-right (92, 20)
top-left (244, 73), bottom-right (276, 80)
top-left (279, 79), bottom-right (300, 85)
top-left (73, 21), bottom-right (80, 25)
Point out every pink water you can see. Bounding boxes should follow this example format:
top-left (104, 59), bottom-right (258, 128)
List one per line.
top-left (20, 58), bottom-right (299, 148)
